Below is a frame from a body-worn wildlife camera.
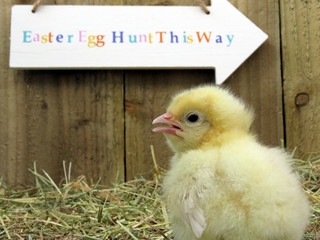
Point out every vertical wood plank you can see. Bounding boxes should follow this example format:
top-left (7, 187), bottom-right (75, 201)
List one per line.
top-left (1, 0), bottom-right (286, 186)
top-left (123, 0), bottom-right (283, 179)
top-left (227, 0), bottom-right (284, 147)
top-left (280, 0), bottom-right (320, 156)
top-left (122, 0), bottom-right (210, 183)
top-left (124, 70), bottom-right (213, 180)
top-left (0, 1), bottom-right (34, 187)
top-left (0, 0), bottom-right (125, 187)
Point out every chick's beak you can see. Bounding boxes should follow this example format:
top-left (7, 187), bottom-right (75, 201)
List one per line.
top-left (152, 112), bottom-right (183, 138)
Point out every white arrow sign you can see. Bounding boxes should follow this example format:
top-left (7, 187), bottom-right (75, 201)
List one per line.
top-left (10, 1), bottom-right (268, 84)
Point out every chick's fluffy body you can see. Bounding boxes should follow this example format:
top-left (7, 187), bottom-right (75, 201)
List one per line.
top-left (161, 86), bottom-right (309, 240)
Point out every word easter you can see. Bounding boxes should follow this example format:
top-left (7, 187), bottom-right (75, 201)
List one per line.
top-left (22, 30), bottom-right (235, 47)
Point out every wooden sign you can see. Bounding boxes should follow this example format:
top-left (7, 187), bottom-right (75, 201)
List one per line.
top-left (10, 1), bottom-right (268, 84)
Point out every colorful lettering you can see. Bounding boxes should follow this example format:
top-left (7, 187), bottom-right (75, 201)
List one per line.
top-left (21, 30), bottom-right (236, 48)
top-left (112, 31), bottom-right (124, 43)
top-left (156, 31), bottom-right (167, 43)
top-left (79, 30), bottom-right (87, 42)
top-left (196, 32), bottom-right (212, 43)
top-left (226, 35), bottom-right (234, 47)
top-left (170, 32), bottom-right (179, 43)
top-left (23, 31), bottom-right (32, 43)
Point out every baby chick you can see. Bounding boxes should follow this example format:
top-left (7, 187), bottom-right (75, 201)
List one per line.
top-left (152, 85), bottom-right (309, 240)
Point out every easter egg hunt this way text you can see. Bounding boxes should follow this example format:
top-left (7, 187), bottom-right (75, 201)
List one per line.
top-left (22, 30), bottom-right (235, 48)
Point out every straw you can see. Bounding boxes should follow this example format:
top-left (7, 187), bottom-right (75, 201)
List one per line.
top-left (0, 152), bottom-right (319, 239)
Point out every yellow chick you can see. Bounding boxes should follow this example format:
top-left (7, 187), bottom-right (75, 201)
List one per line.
top-left (152, 85), bottom-right (309, 240)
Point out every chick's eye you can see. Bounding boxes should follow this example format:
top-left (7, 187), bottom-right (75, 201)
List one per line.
top-left (186, 113), bottom-right (199, 123)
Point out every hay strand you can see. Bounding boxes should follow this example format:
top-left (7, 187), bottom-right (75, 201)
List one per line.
top-left (0, 152), bottom-right (319, 239)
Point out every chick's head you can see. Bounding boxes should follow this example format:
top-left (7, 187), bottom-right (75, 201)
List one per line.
top-left (152, 85), bottom-right (254, 152)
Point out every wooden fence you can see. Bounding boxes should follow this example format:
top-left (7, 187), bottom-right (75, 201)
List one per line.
top-left (0, 0), bottom-right (319, 187)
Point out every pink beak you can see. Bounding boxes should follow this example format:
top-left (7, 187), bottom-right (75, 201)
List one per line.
top-left (152, 112), bottom-right (183, 138)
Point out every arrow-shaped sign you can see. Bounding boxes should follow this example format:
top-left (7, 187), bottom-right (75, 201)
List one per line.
top-left (10, 1), bottom-right (268, 84)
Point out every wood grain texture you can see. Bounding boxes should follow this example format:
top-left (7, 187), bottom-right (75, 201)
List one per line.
top-left (122, 0), bottom-right (212, 180)
top-left (227, 0), bottom-right (284, 147)
top-left (124, 70), bottom-right (213, 180)
top-left (1, 0), bottom-right (286, 186)
top-left (1, 0), bottom-right (125, 187)
top-left (123, 0), bottom-right (284, 181)
top-left (281, 0), bottom-right (320, 156)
